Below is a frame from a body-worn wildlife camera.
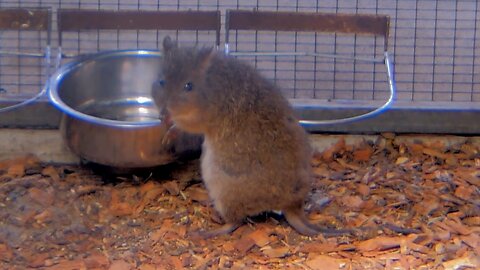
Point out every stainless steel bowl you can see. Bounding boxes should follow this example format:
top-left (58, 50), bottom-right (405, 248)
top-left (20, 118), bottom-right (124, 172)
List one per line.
top-left (48, 50), bottom-right (202, 168)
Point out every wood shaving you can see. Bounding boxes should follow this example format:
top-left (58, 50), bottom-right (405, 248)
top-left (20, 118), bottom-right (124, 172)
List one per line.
top-left (0, 135), bottom-right (478, 269)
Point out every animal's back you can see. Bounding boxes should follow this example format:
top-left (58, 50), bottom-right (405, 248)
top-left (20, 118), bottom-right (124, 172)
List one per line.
top-left (200, 53), bottom-right (313, 221)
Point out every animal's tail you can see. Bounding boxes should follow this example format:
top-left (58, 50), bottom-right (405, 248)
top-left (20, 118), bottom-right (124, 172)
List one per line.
top-left (283, 207), bottom-right (354, 236)
top-left (283, 207), bottom-right (319, 236)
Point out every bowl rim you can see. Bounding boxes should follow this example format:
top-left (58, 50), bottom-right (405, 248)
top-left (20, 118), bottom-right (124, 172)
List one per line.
top-left (48, 49), bottom-right (163, 128)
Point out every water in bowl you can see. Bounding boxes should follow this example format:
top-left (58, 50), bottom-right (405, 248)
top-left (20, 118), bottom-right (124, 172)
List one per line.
top-left (79, 98), bottom-right (160, 122)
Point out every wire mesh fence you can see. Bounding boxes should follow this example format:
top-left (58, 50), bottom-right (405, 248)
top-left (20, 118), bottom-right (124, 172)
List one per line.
top-left (0, 0), bottom-right (478, 103)
top-left (0, 26), bottom-right (49, 97)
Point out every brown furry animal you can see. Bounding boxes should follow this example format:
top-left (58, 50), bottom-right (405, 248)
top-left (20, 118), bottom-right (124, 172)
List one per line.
top-left (152, 36), bottom-right (351, 237)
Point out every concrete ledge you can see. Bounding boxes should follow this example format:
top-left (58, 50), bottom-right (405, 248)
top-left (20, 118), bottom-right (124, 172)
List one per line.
top-left (0, 129), bottom-right (79, 164)
top-left (294, 99), bottom-right (480, 134)
top-left (1, 99), bottom-right (480, 134)
top-left (0, 129), bottom-right (478, 165)
top-left (309, 133), bottom-right (480, 153)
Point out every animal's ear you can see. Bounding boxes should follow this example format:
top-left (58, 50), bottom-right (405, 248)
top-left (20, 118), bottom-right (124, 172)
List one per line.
top-left (162, 36), bottom-right (177, 52)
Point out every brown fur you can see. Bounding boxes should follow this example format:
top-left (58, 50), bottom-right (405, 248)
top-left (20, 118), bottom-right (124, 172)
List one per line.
top-left (152, 36), bottom-right (347, 237)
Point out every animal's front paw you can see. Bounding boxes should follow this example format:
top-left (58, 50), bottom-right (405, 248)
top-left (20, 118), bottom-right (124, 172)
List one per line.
top-left (161, 124), bottom-right (179, 145)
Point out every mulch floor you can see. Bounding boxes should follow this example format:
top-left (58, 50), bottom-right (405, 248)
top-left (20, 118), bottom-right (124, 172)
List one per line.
top-left (0, 134), bottom-right (479, 270)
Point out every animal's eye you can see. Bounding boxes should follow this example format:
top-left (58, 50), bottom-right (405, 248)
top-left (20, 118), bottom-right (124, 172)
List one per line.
top-left (158, 80), bottom-right (165, 87)
top-left (184, 82), bottom-right (193, 91)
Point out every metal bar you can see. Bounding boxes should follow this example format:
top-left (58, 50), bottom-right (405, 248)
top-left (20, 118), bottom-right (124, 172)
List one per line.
top-left (298, 52), bottom-right (395, 126)
top-left (0, 51), bottom-right (45, 57)
top-left (226, 10), bottom-right (390, 39)
top-left (0, 8), bottom-right (50, 31)
top-left (217, 51), bottom-right (394, 125)
top-left (229, 51), bottom-right (384, 63)
top-left (0, 84), bottom-right (47, 113)
top-left (57, 9), bottom-right (221, 45)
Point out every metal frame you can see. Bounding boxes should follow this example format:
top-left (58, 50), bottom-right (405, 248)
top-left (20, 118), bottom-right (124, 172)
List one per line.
top-left (224, 10), bottom-right (397, 127)
top-left (0, 7), bottom-right (52, 113)
top-left (56, 9), bottom-right (222, 67)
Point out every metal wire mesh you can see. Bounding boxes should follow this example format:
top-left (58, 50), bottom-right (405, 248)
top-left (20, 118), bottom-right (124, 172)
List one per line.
top-left (0, 0), bottom-right (478, 103)
top-left (0, 29), bottom-right (49, 97)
